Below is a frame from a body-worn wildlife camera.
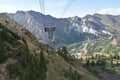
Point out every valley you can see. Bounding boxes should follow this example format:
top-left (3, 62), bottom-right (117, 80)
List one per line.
top-left (3, 10), bottom-right (120, 80)
top-left (0, 0), bottom-right (120, 80)
top-left (67, 34), bottom-right (120, 80)
top-left (80, 52), bottom-right (120, 80)
top-left (0, 9), bottom-right (120, 80)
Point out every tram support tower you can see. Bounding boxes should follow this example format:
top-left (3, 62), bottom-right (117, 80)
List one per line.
top-left (44, 24), bottom-right (56, 49)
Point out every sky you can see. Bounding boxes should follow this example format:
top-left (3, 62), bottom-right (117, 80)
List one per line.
top-left (0, 0), bottom-right (120, 18)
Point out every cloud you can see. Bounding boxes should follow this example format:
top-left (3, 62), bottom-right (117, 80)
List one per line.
top-left (0, 6), bottom-right (17, 13)
top-left (0, 5), bottom-right (40, 13)
top-left (98, 8), bottom-right (120, 15)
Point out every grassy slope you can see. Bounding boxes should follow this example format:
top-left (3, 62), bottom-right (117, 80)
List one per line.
top-left (0, 13), bottom-right (100, 80)
top-left (68, 34), bottom-right (120, 55)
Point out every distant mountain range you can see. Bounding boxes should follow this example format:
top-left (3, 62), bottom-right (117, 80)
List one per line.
top-left (6, 11), bottom-right (120, 46)
top-left (1, 12), bottom-right (120, 80)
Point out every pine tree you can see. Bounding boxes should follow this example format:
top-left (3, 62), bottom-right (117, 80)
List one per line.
top-left (39, 49), bottom-right (47, 80)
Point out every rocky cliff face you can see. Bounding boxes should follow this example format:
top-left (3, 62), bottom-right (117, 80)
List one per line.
top-left (6, 11), bottom-right (120, 46)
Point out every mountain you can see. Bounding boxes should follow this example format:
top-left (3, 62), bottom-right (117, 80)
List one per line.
top-left (0, 13), bottom-right (100, 80)
top-left (6, 11), bottom-right (120, 46)
top-left (67, 33), bottom-right (120, 80)
top-left (68, 34), bottom-right (120, 55)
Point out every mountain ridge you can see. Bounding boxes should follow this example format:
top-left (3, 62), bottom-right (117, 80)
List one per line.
top-left (6, 11), bottom-right (120, 46)
top-left (68, 33), bottom-right (120, 56)
top-left (6, 10), bottom-right (120, 46)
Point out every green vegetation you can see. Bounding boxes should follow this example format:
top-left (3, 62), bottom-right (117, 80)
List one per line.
top-left (86, 36), bottom-right (120, 54)
top-left (68, 34), bottom-right (120, 56)
top-left (82, 54), bottom-right (120, 78)
top-left (39, 49), bottom-right (47, 80)
top-left (57, 46), bottom-right (87, 80)
top-left (68, 34), bottom-right (120, 79)
top-left (57, 46), bottom-right (73, 65)
top-left (7, 46), bottom-right (47, 80)
top-left (0, 23), bottom-right (19, 63)
top-left (6, 62), bottom-right (19, 78)
top-left (0, 46), bottom-right (8, 63)
top-left (64, 70), bottom-right (87, 80)
top-left (0, 23), bottom-right (48, 80)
